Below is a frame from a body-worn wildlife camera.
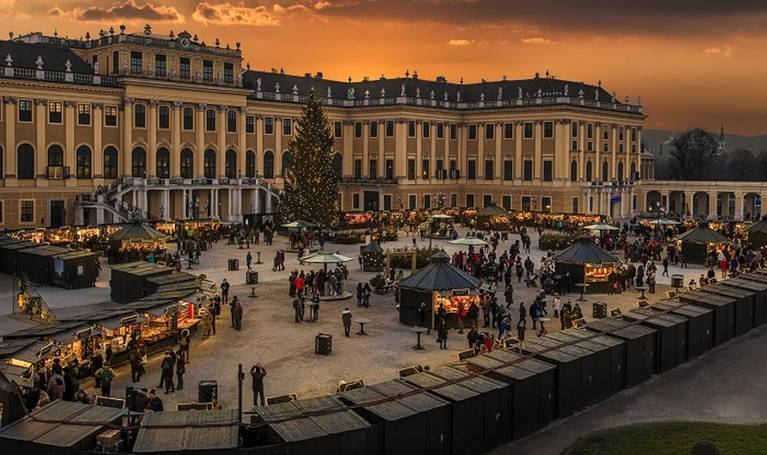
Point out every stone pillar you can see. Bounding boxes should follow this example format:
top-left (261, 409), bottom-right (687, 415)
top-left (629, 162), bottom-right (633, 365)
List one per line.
top-left (171, 102), bottom-right (182, 177)
top-left (162, 190), bottom-right (170, 220)
top-left (476, 122), bottom-right (483, 179)
top-left (238, 107), bottom-right (247, 176)
top-left (195, 105), bottom-right (206, 178)
top-left (256, 116), bottom-right (264, 175)
top-left (494, 123), bottom-right (502, 179)
top-left (35, 99), bottom-right (47, 179)
top-left (93, 104), bottom-right (103, 180)
top-left (3, 98), bottom-right (17, 182)
top-left (65, 101), bottom-right (76, 182)
top-left (514, 122), bottom-right (523, 179)
top-left (579, 122), bottom-right (586, 180)
top-left (147, 100), bottom-right (158, 178)
top-left (533, 121), bottom-right (542, 179)
top-left (254, 188), bottom-right (261, 214)
top-left (216, 107), bottom-right (226, 178)
top-left (183, 190), bottom-right (189, 219)
top-left (708, 191), bottom-right (718, 220)
top-left (735, 191), bottom-right (744, 221)
top-left (362, 121), bottom-right (370, 177)
top-left (265, 191), bottom-right (273, 214)
top-left (122, 98), bottom-right (133, 177)
top-left (685, 192), bottom-right (694, 218)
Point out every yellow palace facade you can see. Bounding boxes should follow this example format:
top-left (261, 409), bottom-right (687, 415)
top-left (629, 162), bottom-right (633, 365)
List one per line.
top-left (0, 26), bottom-right (650, 229)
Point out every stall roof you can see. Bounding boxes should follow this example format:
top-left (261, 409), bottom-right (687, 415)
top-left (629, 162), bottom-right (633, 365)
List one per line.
top-left (4, 321), bottom-right (90, 341)
top-left (0, 400), bottom-right (125, 448)
top-left (361, 241), bottom-right (384, 254)
top-left (53, 250), bottom-right (97, 261)
top-left (111, 261), bottom-right (174, 276)
top-left (255, 400), bottom-right (326, 443)
top-left (676, 225), bottom-right (729, 243)
top-left (748, 220), bottom-right (767, 233)
top-left (371, 379), bottom-right (449, 413)
top-left (398, 252), bottom-right (480, 291)
top-left (109, 223), bottom-right (166, 241)
top-left (477, 204), bottom-right (509, 217)
top-left (0, 338), bottom-right (40, 358)
top-left (132, 409), bottom-right (239, 453)
top-left (19, 245), bottom-right (70, 257)
top-left (552, 237), bottom-right (619, 264)
top-left (293, 396), bottom-right (370, 436)
top-left (144, 272), bottom-right (198, 287)
top-left (340, 386), bottom-right (419, 421)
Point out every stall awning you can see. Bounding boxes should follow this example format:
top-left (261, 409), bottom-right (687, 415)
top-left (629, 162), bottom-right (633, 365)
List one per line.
top-left (675, 225), bottom-right (729, 243)
top-left (398, 252), bottom-right (480, 291)
top-left (109, 223), bottom-right (166, 241)
top-left (132, 409), bottom-right (240, 453)
top-left (0, 400), bottom-right (125, 448)
top-left (552, 237), bottom-right (619, 264)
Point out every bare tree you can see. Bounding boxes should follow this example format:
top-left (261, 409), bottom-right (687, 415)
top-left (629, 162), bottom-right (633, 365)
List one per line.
top-left (667, 128), bottom-right (720, 180)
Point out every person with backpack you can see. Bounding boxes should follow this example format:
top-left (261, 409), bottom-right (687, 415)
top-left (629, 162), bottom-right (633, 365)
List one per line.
top-left (95, 363), bottom-right (115, 397)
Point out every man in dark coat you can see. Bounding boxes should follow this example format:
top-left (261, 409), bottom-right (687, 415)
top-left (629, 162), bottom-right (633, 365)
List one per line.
top-left (250, 364), bottom-right (267, 406)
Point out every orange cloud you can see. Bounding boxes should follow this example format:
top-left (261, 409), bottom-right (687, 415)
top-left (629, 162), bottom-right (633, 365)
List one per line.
top-left (48, 0), bottom-right (184, 23)
top-left (447, 39), bottom-right (471, 46)
top-left (193, 2), bottom-right (281, 26)
top-left (521, 37), bottom-right (554, 45)
top-left (704, 45), bottom-right (734, 57)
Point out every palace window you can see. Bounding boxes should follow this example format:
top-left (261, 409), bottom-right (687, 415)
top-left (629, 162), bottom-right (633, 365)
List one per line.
top-left (407, 159), bottom-right (415, 180)
top-left (17, 144), bottom-right (34, 179)
top-left (78, 104), bottom-right (91, 126)
top-left (104, 106), bottom-right (117, 126)
top-left (467, 160), bottom-right (476, 180)
top-left (226, 149), bottom-right (237, 178)
top-left (436, 123), bottom-right (444, 139)
top-left (370, 121), bottom-right (378, 138)
top-left (206, 110), bottom-right (217, 131)
top-left (76, 145), bottom-right (92, 178)
top-left (158, 105), bottom-right (170, 129)
top-left (246, 150), bottom-right (256, 177)
top-left (18, 99), bottom-right (32, 122)
top-left (134, 104), bottom-right (146, 128)
top-left (104, 147), bottom-right (118, 179)
top-left (204, 149), bottom-right (216, 178)
top-left (156, 148), bottom-right (170, 178)
top-left (181, 149), bottom-right (194, 178)
top-left (155, 54), bottom-right (166, 77)
top-left (354, 159), bottom-right (362, 179)
top-left (283, 118), bottom-right (292, 136)
top-left (334, 121), bottom-right (342, 138)
top-left (571, 121), bottom-right (578, 137)
top-left (20, 200), bottom-right (34, 223)
top-left (484, 160), bottom-right (494, 180)
top-left (450, 123), bottom-right (457, 140)
top-left (130, 51), bottom-right (142, 74)
top-left (523, 122), bottom-right (533, 139)
top-left (468, 124), bottom-right (477, 140)
top-left (543, 121), bottom-right (554, 138)
top-left (485, 124), bottom-right (494, 140)
top-left (385, 160), bottom-right (394, 180)
top-left (543, 160), bottom-right (553, 181)
top-left (503, 160), bottom-right (513, 180)
top-left (48, 101), bottom-right (62, 124)
top-left (523, 159), bottom-right (533, 181)
top-left (423, 122), bottom-right (430, 138)
top-left (385, 121), bottom-right (394, 137)
top-left (354, 122), bottom-right (363, 138)
top-left (224, 63), bottom-right (234, 84)
top-left (246, 116), bottom-right (255, 133)
top-left (369, 160), bottom-right (377, 179)
top-left (421, 159), bottom-right (430, 179)
top-left (227, 110), bottom-right (237, 133)
top-left (408, 121), bottom-right (416, 137)
top-left (183, 107), bottom-right (194, 130)
top-left (179, 57), bottom-right (191, 79)
top-left (504, 123), bottom-right (514, 139)
top-left (203, 60), bottom-right (213, 82)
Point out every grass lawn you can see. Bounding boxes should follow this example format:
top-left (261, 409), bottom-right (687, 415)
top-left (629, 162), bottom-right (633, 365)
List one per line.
top-left (564, 421), bottom-right (767, 455)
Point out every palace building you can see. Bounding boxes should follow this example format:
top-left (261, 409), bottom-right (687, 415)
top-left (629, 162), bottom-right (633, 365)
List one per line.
top-left (0, 26), bottom-right (652, 229)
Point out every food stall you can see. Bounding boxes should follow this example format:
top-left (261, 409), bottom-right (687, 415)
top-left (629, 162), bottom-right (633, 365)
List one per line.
top-left (748, 220), bottom-right (767, 249)
top-left (3, 322), bottom-right (97, 378)
top-left (476, 204), bottom-right (510, 231)
top-left (154, 221), bottom-right (177, 235)
top-left (360, 241), bottom-right (385, 272)
top-left (552, 237), bottom-right (620, 293)
top-left (461, 208), bottom-right (478, 227)
top-left (675, 223), bottom-right (730, 265)
top-left (398, 251), bottom-right (481, 328)
top-left (108, 222), bottom-right (168, 262)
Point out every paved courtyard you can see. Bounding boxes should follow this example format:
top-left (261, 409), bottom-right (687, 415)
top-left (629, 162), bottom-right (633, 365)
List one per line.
top-left (0, 228), bottom-right (708, 415)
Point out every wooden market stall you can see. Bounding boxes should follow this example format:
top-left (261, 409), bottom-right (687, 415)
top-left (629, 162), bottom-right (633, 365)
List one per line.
top-left (360, 241), bottom-right (385, 272)
top-left (552, 237), bottom-right (620, 294)
top-left (132, 409), bottom-right (240, 454)
top-left (0, 240), bottom-right (41, 274)
top-left (109, 262), bottom-right (174, 304)
top-left (675, 224), bottom-right (730, 265)
top-left (108, 222), bottom-right (168, 263)
top-left (476, 204), bottom-right (510, 231)
top-left (0, 400), bottom-right (126, 454)
top-left (398, 251), bottom-right (481, 329)
top-left (17, 246), bottom-right (99, 289)
top-left (748, 219), bottom-right (767, 249)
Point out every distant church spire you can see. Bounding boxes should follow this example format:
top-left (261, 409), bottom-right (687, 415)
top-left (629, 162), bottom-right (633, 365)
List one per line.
top-left (718, 124), bottom-right (726, 153)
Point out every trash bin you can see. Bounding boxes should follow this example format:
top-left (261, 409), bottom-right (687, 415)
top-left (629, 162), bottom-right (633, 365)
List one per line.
top-left (246, 270), bottom-right (259, 284)
top-left (228, 259), bottom-right (239, 271)
top-left (198, 380), bottom-right (218, 403)
top-left (592, 302), bottom-right (607, 319)
top-left (671, 274), bottom-right (684, 289)
top-left (315, 333), bottom-right (332, 355)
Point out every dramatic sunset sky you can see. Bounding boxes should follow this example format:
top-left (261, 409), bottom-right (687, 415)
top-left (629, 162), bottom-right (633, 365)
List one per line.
top-left (2, 0), bottom-right (766, 134)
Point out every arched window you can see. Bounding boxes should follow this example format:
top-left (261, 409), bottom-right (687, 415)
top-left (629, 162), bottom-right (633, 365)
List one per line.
top-left (104, 146), bottom-right (118, 179)
top-left (225, 149), bottom-right (237, 179)
top-left (570, 160), bottom-right (578, 182)
top-left (585, 161), bottom-right (593, 181)
top-left (76, 145), bottom-right (92, 178)
top-left (601, 161), bottom-right (609, 182)
top-left (281, 151), bottom-right (292, 178)
top-left (332, 152), bottom-right (342, 179)
top-left (630, 162), bottom-right (637, 181)
top-left (181, 149), bottom-right (194, 179)
top-left (204, 149), bottom-right (216, 178)
top-left (617, 161), bottom-right (624, 182)
top-left (17, 144), bottom-right (34, 179)
top-left (47, 145), bottom-right (64, 168)
top-left (132, 147), bottom-right (146, 178)
top-left (156, 148), bottom-right (170, 178)
top-left (245, 150), bottom-right (256, 178)
top-left (263, 150), bottom-right (274, 178)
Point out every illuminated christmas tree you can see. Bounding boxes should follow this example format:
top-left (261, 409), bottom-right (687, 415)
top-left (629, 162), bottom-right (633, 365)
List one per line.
top-left (279, 91), bottom-right (338, 228)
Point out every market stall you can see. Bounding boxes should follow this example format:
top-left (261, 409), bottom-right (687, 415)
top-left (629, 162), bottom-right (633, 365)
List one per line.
top-left (0, 240), bottom-right (41, 274)
top-left (154, 221), bottom-right (177, 235)
top-left (748, 219), bottom-right (767, 249)
top-left (110, 262), bottom-right (174, 304)
top-left (4, 322), bottom-right (98, 379)
top-left (16, 246), bottom-right (99, 288)
top-left (398, 251), bottom-right (481, 329)
top-left (360, 241), bottom-right (385, 272)
top-left (476, 204), bottom-right (510, 231)
top-left (675, 223), bottom-right (730, 265)
top-left (108, 222), bottom-right (168, 264)
top-left (552, 237), bottom-right (620, 294)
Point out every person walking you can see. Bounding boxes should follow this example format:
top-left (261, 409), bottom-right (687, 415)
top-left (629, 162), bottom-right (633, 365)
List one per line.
top-left (221, 278), bottom-right (230, 305)
top-left (356, 283), bottom-right (364, 307)
top-left (362, 283), bottom-right (372, 308)
top-left (292, 296), bottom-right (303, 323)
top-left (437, 319), bottom-right (448, 350)
top-left (160, 352), bottom-right (175, 394)
top-left (250, 364), bottom-right (267, 406)
top-left (232, 297), bottom-right (243, 331)
top-left (175, 348), bottom-right (186, 391)
top-left (341, 308), bottom-right (353, 337)
top-left (246, 250), bottom-right (253, 270)
top-left (95, 363), bottom-right (115, 397)
top-left (179, 328), bottom-right (191, 362)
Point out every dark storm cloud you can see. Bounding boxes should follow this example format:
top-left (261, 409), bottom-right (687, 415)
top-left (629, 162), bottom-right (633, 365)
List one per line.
top-left (307, 0), bottom-right (767, 36)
